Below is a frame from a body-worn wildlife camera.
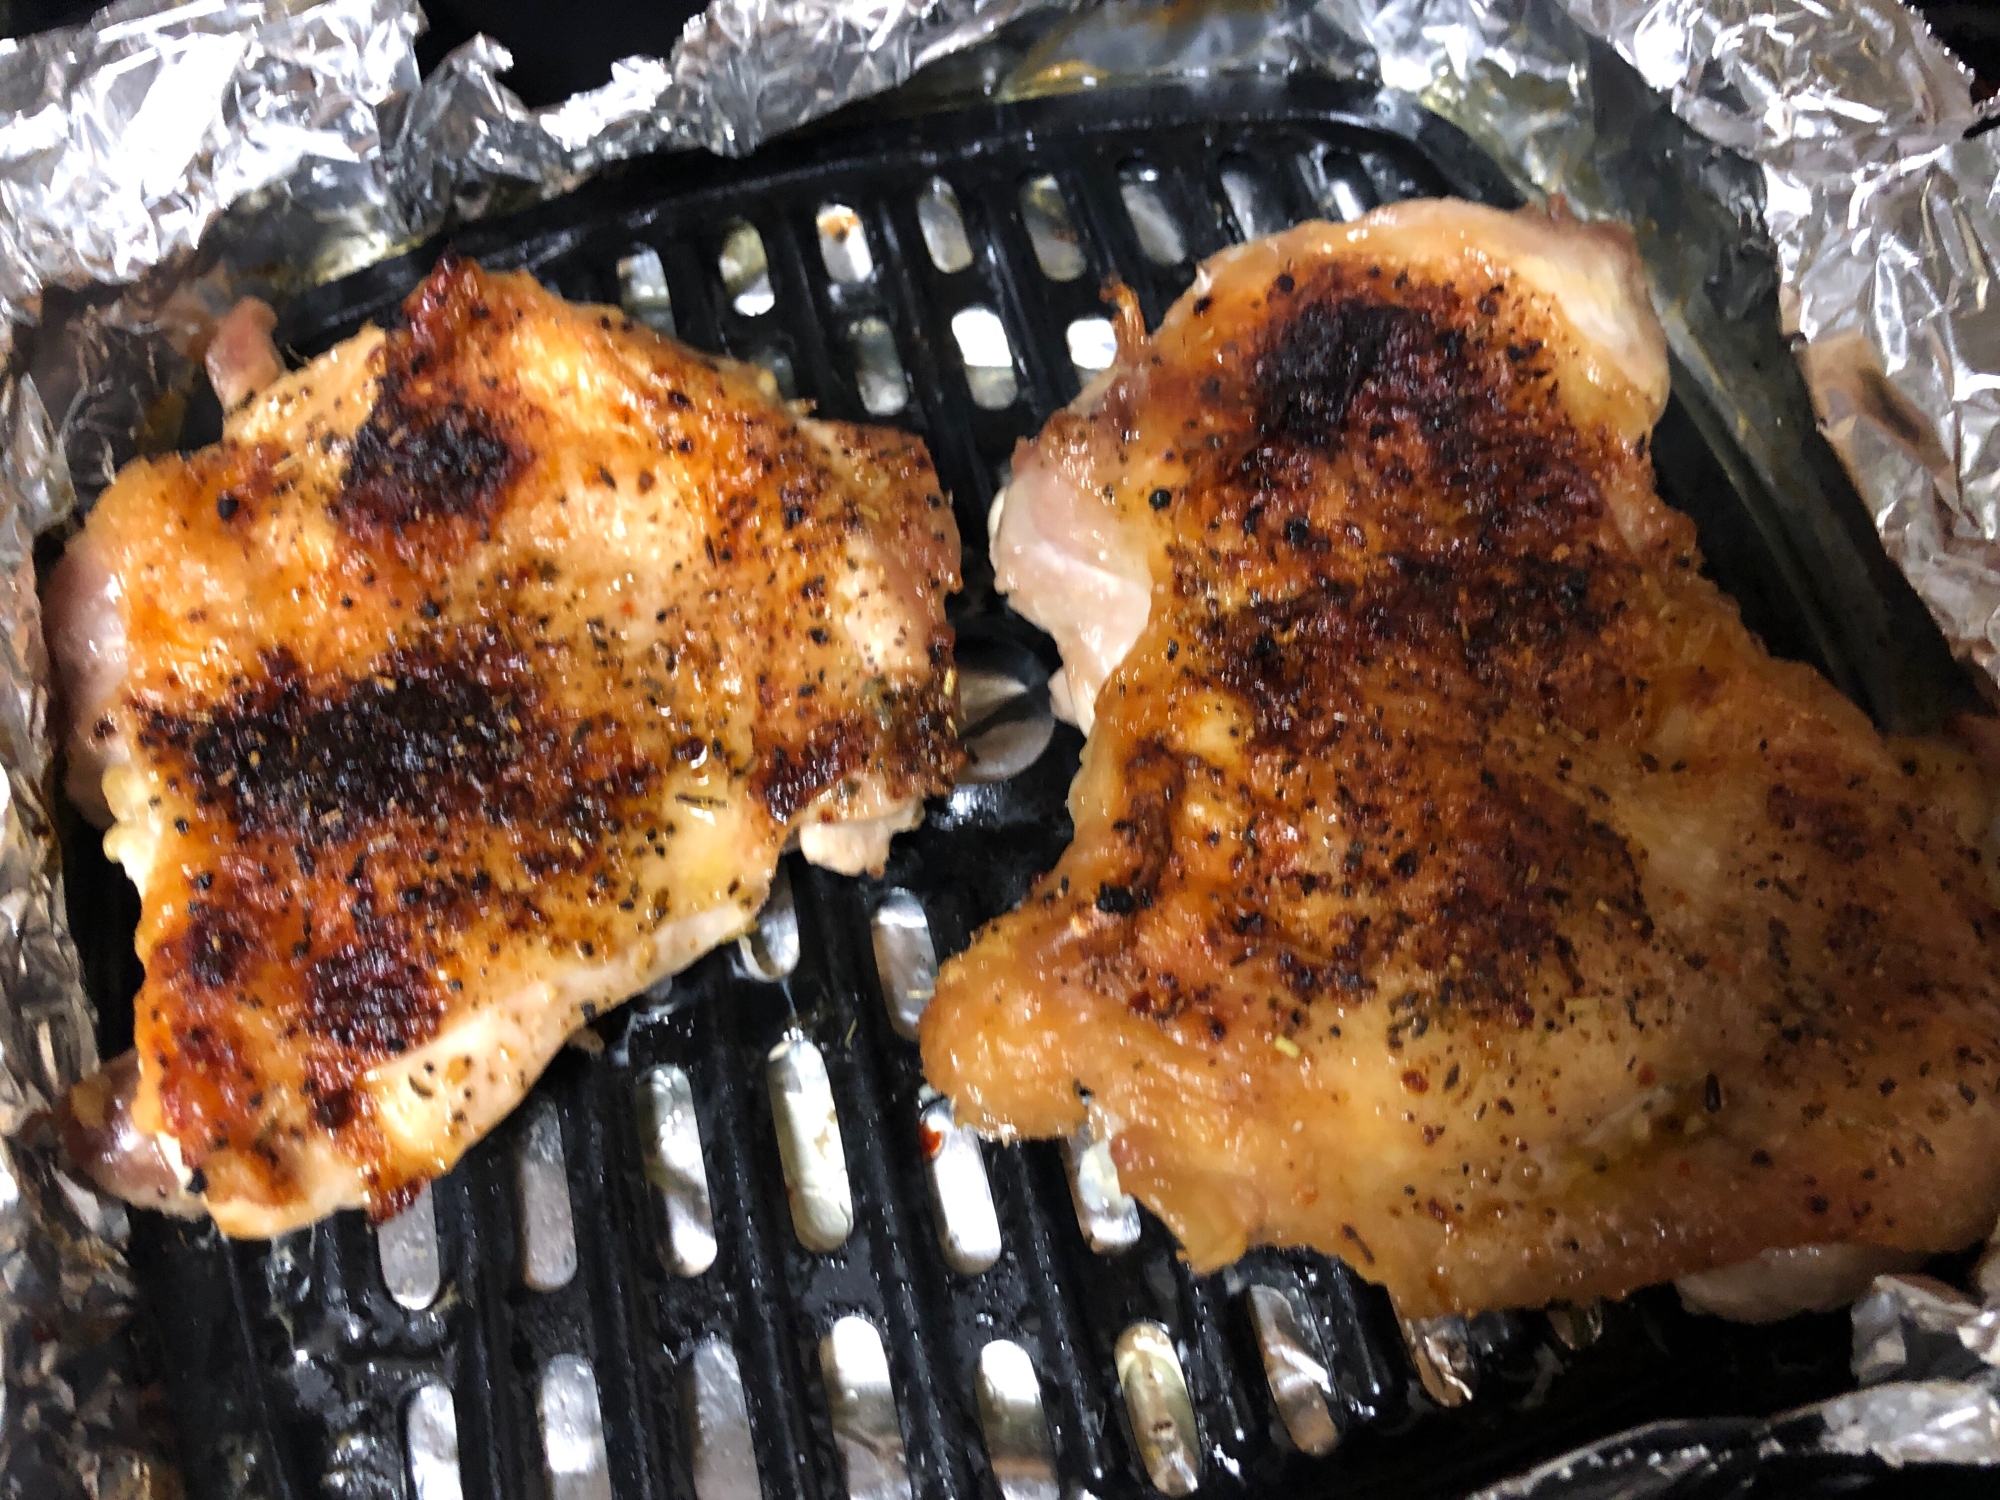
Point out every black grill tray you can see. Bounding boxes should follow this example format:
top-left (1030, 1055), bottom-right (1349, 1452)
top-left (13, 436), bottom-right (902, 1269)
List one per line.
top-left (66, 74), bottom-right (1985, 1500)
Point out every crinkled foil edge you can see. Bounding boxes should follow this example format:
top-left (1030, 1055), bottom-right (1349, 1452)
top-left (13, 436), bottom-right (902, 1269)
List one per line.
top-left (1, 0), bottom-right (1997, 1494)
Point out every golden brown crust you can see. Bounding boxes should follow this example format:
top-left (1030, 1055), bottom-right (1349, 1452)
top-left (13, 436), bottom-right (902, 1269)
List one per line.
top-left (87, 256), bottom-right (960, 1223)
top-left (921, 211), bottom-right (2000, 1315)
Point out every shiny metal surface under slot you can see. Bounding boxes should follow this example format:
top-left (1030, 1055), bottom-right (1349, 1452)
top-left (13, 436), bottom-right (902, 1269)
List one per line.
top-left (1118, 163), bottom-right (1186, 265)
top-left (870, 889), bottom-right (937, 1037)
top-left (848, 314), bottom-right (909, 416)
top-left (1062, 1123), bottom-right (1140, 1254)
top-left (719, 221), bottom-right (775, 316)
top-left (637, 1064), bottom-right (718, 1276)
top-left (617, 246), bottom-right (676, 334)
top-left (820, 1316), bottom-right (913, 1500)
top-left (377, 1180), bottom-right (441, 1311)
top-left (1019, 174), bottom-right (1087, 282)
top-left (540, 1355), bottom-right (613, 1500)
top-left (1246, 1284), bottom-right (1340, 1456)
top-left (1546, 1300), bottom-right (1605, 1352)
top-left (918, 1089), bottom-right (1002, 1275)
top-left (1218, 156), bottom-right (1289, 240)
top-left (1402, 1313), bottom-right (1478, 1407)
top-left (739, 864), bottom-right (799, 981)
top-left (405, 1382), bottom-right (463, 1500)
top-left (687, 1338), bottom-right (762, 1500)
top-left (976, 1339), bottom-right (1059, 1500)
top-left (817, 202), bottom-right (876, 283)
top-left (768, 1032), bottom-right (854, 1252)
top-left (516, 1100), bottom-right (578, 1292)
top-left (1114, 1321), bottom-right (1202, 1496)
top-left (957, 667), bottom-right (1055, 785)
top-left (1066, 316), bottom-right (1117, 383)
top-left (917, 176), bottom-right (974, 273)
top-left (951, 305), bottom-right (1019, 409)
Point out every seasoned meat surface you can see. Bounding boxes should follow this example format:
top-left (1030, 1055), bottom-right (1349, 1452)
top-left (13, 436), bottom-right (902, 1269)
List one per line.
top-left (54, 256), bottom-right (960, 1234)
top-left (919, 202), bottom-right (2000, 1316)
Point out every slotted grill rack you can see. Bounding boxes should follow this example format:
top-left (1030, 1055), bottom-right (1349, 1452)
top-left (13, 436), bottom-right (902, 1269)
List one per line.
top-left (76, 75), bottom-right (1923, 1500)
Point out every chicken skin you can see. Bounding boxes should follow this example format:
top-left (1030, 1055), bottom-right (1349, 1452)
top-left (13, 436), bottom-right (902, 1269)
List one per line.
top-left (919, 202), bottom-right (2000, 1317)
top-left (51, 255), bottom-right (960, 1235)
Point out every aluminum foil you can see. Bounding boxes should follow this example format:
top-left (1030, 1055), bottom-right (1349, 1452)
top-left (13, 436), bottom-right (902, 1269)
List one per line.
top-left (1, 0), bottom-right (1997, 1493)
top-left (1477, 1274), bottom-right (2000, 1498)
top-left (1557, 1), bottom-right (2000, 687)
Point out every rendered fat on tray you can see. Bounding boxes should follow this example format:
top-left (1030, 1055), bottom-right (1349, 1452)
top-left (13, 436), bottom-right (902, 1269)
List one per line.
top-left (50, 255), bottom-right (963, 1235)
top-left (919, 199), bottom-right (2000, 1319)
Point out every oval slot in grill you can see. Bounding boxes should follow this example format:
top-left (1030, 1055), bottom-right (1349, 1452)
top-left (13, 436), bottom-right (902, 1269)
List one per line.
top-left (870, 889), bottom-right (937, 1037)
top-left (1246, 1283), bottom-right (1340, 1456)
top-left (1118, 163), bottom-right (1187, 265)
top-left (637, 1063), bottom-right (717, 1276)
top-left (821, 1316), bottom-right (912, 1500)
top-left (1019, 174), bottom-right (1087, 282)
top-left (687, 1338), bottom-right (762, 1500)
top-left (848, 314), bottom-right (909, 417)
top-left (1218, 154), bottom-right (1290, 240)
top-left (405, 1382), bottom-right (462, 1500)
top-left (976, 1340), bottom-right (1058, 1500)
top-left (917, 177), bottom-right (973, 273)
top-left (918, 1089), bottom-right (1002, 1275)
top-left (517, 1099), bottom-right (578, 1292)
top-left (719, 221), bottom-right (775, 316)
top-left (817, 202), bottom-right (876, 284)
top-left (377, 1180), bottom-right (441, 1310)
top-left (1401, 1312), bottom-right (1478, 1407)
top-left (618, 245), bottom-right (676, 334)
top-left (540, 1355), bottom-right (612, 1500)
top-left (769, 1031), bottom-right (854, 1252)
top-left (951, 306), bottom-right (1019, 409)
top-left (739, 863), bottom-right (800, 981)
top-left (1115, 1322), bottom-right (1202, 1496)
top-left (1062, 1121), bottom-right (1140, 1254)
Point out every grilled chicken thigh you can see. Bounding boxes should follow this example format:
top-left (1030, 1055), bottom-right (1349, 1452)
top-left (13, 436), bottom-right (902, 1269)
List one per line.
top-left (920, 202), bottom-right (2000, 1317)
top-left (52, 256), bottom-right (960, 1234)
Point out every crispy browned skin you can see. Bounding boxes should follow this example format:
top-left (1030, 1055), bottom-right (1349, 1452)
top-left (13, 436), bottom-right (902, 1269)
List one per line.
top-left (920, 206), bottom-right (2000, 1316)
top-left (64, 256), bottom-right (960, 1233)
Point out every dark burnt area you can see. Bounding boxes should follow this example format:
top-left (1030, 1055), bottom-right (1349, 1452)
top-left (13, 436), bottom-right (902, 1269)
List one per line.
top-left (178, 899), bottom-right (253, 991)
top-left (753, 716), bottom-right (868, 824)
top-left (137, 627), bottom-right (657, 853)
top-left (303, 944), bottom-right (444, 1060)
top-left (332, 252), bottom-right (525, 546)
top-left (142, 634), bottom-right (526, 840)
top-left (751, 661), bottom-right (965, 826)
top-left (301, 1062), bottom-right (361, 1133)
top-left (1204, 269), bottom-right (1628, 708)
top-left (882, 669), bottom-right (969, 798)
top-left (1766, 784), bottom-right (1871, 864)
top-left (140, 627), bottom-right (662, 1113)
top-left (1100, 740), bottom-right (1182, 904)
top-left (1255, 299), bottom-right (1412, 448)
top-left (335, 385), bottom-right (522, 540)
